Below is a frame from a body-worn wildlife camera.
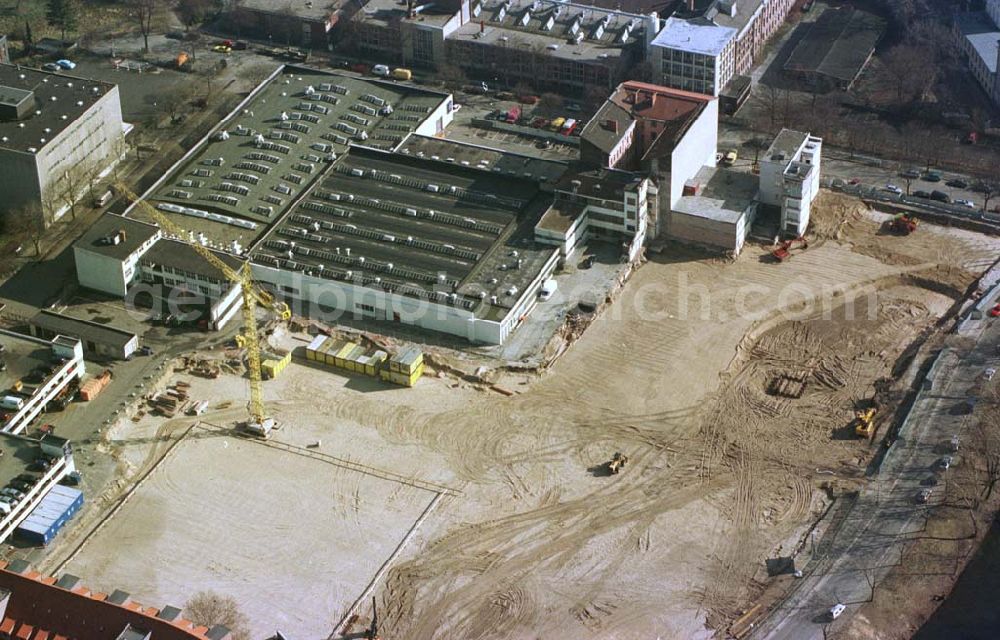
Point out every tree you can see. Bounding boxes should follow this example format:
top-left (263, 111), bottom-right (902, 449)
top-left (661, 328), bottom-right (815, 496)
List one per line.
top-left (537, 92), bottom-right (562, 115)
top-left (127, 0), bottom-right (165, 53)
top-left (175, 0), bottom-right (213, 31)
top-left (45, 0), bottom-right (77, 42)
top-left (57, 163), bottom-right (88, 220)
top-left (973, 180), bottom-right (1000, 213)
top-left (3, 205), bottom-right (45, 256)
top-left (185, 591), bottom-right (250, 640)
top-left (239, 62), bottom-right (277, 89)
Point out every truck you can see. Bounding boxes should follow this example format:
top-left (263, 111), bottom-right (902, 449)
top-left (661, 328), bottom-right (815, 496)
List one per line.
top-left (391, 68), bottom-right (412, 81)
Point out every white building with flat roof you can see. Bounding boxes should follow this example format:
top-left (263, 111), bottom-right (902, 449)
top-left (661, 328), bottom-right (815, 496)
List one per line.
top-left (649, 17), bottom-right (737, 96)
top-left (759, 129), bottom-right (822, 238)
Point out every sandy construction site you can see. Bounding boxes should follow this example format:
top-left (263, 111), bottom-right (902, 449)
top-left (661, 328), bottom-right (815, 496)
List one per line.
top-left (42, 193), bottom-right (1000, 638)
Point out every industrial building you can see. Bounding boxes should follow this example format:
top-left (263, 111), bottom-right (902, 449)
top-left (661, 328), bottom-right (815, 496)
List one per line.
top-left (0, 330), bottom-right (84, 435)
top-left (70, 66), bottom-right (568, 345)
top-left (0, 64), bottom-right (125, 225)
top-left (347, 0), bottom-right (660, 92)
top-left (0, 560), bottom-right (231, 639)
top-left (955, 3), bottom-right (1000, 108)
top-left (759, 129), bottom-right (822, 238)
top-left (783, 7), bottom-right (885, 90)
top-left (29, 309), bottom-right (139, 361)
top-left (233, 0), bottom-right (349, 49)
top-left (580, 81), bottom-right (718, 235)
top-left (535, 169), bottom-right (654, 261)
top-left (250, 145), bottom-right (559, 344)
top-left (667, 165), bottom-right (759, 253)
top-left (649, 0), bottom-right (795, 98)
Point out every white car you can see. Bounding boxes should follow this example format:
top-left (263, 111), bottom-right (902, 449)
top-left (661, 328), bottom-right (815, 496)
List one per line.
top-left (955, 199), bottom-right (975, 208)
top-left (56, 59), bottom-right (76, 70)
top-left (371, 64), bottom-right (390, 77)
top-left (538, 279), bottom-right (557, 301)
top-left (885, 184), bottom-right (903, 195)
top-left (985, 367), bottom-right (996, 381)
top-left (829, 603), bottom-right (846, 620)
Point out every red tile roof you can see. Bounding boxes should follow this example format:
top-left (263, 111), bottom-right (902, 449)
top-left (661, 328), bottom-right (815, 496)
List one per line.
top-left (0, 564), bottom-right (217, 640)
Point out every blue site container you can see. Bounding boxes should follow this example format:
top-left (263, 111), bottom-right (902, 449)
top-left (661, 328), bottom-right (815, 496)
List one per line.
top-left (16, 485), bottom-right (83, 546)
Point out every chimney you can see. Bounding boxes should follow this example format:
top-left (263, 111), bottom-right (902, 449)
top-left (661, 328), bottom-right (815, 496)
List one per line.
top-left (688, 0), bottom-right (695, 11)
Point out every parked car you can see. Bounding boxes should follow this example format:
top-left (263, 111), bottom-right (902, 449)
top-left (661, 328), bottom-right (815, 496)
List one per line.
top-left (139, 345), bottom-right (154, 356)
top-left (901, 168), bottom-right (921, 179)
top-left (912, 190), bottom-right (931, 198)
top-left (917, 488), bottom-right (932, 503)
top-left (939, 456), bottom-right (953, 471)
top-left (946, 178), bottom-right (968, 188)
top-left (42, 62), bottom-right (61, 72)
top-left (884, 184), bottom-right (903, 195)
top-left (923, 171), bottom-right (942, 182)
top-left (954, 199), bottom-right (975, 208)
top-left (829, 603), bottom-right (846, 620)
top-left (212, 45), bottom-right (231, 53)
top-left (930, 190), bottom-right (950, 203)
top-left (231, 40), bottom-right (249, 50)
top-left (580, 255), bottom-right (596, 269)
top-left (56, 59), bottom-right (76, 70)
top-left (985, 367), bottom-right (997, 381)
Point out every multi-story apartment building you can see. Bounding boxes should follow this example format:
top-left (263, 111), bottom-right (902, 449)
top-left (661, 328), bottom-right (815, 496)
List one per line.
top-left (759, 128), bottom-right (822, 237)
top-left (0, 64), bottom-right (125, 225)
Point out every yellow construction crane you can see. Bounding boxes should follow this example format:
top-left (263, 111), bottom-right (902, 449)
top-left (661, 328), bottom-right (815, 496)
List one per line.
top-left (115, 182), bottom-right (290, 435)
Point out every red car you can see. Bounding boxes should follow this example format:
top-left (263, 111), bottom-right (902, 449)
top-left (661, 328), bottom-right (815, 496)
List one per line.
top-left (990, 303), bottom-right (1000, 318)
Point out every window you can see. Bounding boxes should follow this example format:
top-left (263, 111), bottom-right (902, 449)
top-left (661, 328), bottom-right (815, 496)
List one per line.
top-left (356, 303), bottom-right (375, 313)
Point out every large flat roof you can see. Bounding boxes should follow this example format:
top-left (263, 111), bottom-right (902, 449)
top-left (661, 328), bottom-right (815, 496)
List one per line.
top-left (784, 8), bottom-right (886, 83)
top-left (139, 238), bottom-right (245, 282)
top-left (240, 0), bottom-right (346, 21)
top-left (147, 65), bottom-right (452, 226)
top-left (250, 146), bottom-right (555, 318)
top-left (29, 310), bottom-right (136, 350)
top-left (74, 214), bottom-right (160, 261)
top-left (673, 165), bottom-right (757, 223)
top-left (355, 0), bottom-right (458, 29)
top-left (766, 128), bottom-right (808, 162)
top-left (396, 134), bottom-right (569, 185)
top-left (449, 0), bottom-right (654, 62)
top-left (956, 12), bottom-right (1000, 76)
top-left (0, 64), bottom-right (116, 154)
top-left (650, 17), bottom-right (736, 56)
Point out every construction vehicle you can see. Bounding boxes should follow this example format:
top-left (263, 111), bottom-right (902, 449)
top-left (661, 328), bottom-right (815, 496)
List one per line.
top-left (116, 182), bottom-right (290, 437)
top-left (853, 406), bottom-right (877, 438)
top-left (889, 213), bottom-right (918, 235)
top-left (607, 452), bottom-right (629, 474)
top-left (770, 236), bottom-right (808, 262)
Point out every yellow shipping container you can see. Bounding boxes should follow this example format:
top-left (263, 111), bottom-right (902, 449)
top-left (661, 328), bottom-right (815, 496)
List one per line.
top-left (261, 351), bottom-right (291, 379)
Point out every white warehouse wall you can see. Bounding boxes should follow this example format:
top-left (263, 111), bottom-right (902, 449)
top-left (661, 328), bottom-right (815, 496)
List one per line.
top-left (669, 97), bottom-right (718, 209)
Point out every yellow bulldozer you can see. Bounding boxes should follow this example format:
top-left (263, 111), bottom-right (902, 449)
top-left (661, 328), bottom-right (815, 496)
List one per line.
top-left (854, 406), bottom-right (877, 439)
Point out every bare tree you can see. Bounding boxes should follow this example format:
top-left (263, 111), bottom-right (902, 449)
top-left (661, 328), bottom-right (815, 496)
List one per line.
top-left (435, 63), bottom-right (467, 91)
top-left (536, 92), bottom-right (562, 115)
top-left (126, 0), bottom-right (166, 53)
top-left (239, 62), bottom-right (277, 89)
top-left (974, 180), bottom-right (1000, 213)
top-left (3, 205), bottom-right (45, 256)
top-left (881, 44), bottom-right (932, 107)
top-left (57, 163), bottom-right (89, 219)
top-left (184, 591), bottom-right (250, 640)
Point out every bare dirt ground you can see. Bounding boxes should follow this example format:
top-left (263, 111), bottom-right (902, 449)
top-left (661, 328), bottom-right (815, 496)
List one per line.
top-left (38, 191), bottom-right (1000, 639)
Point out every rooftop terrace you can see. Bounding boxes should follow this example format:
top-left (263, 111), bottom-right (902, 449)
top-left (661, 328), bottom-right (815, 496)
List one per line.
top-left (148, 66), bottom-right (452, 227)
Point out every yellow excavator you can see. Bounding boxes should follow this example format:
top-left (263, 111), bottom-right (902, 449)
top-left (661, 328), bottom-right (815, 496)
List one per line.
top-left (854, 406), bottom-right (877, 439)
top-left (116, 183), bottom-right (290, 436)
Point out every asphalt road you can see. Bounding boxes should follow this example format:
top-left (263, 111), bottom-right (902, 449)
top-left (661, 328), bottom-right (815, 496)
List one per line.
top-left (754, 294), bottom-right (1000, 639)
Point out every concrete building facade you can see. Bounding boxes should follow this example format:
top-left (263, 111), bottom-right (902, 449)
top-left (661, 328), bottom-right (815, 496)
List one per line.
top-left (955, 7), bottom-right (1000, 108)
top-left (29, 310), bottom-right (139, 361)
top-left (0, 65), bottom-right (125, 225)
top-left (759, 128), bottom-right (822, 237)
top-left (0, 331), bottom-right (85, 436)
top-left (648, 0), bottom-right (795, 96)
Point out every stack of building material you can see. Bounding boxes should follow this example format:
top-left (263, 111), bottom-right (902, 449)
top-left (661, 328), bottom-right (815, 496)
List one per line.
top-left (261, 350), bottom-right (292, 380)
top-left (79, 370), bottom-right (112, 401)
top-left (379, 346), bottom-right (424, 387)
top-left (150, 392), bottom-right (179, 417)
top-left (305, 335), bottom-right (421, 386)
